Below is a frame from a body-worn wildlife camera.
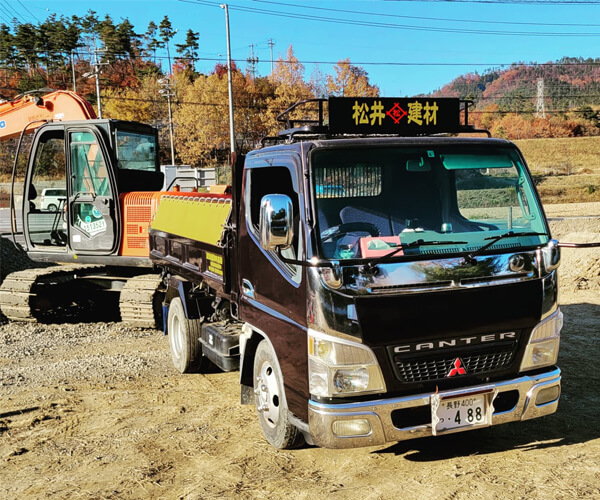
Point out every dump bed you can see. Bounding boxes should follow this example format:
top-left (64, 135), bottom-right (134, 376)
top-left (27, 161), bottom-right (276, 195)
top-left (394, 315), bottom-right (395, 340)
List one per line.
top-left (149, 192), bottom-right (233, 295)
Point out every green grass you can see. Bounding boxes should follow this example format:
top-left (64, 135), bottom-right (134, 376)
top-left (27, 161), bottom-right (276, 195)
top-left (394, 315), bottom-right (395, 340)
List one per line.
top-left (514, 136), bottom-right (600, 174)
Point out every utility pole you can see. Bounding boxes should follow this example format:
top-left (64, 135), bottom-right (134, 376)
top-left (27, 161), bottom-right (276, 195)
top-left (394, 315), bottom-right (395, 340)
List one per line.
top-left (267, 38), bottom-right (274, 76)
top-left (83, 46), bottom-right (108, 118)
top-left (71, 49), bottom-right (77, 92)
top-left (247, 44), bottom-right (258, 80)
top-left (164, 29), bottom-right (178, 75)
top-left (220, 4), bottom-right (236, 155)
top-left (536, 78), bottom-right (546, 119)
top-left (93, 47), bottom-right (105, 118)
top-left (158, 77), bottom-right (176, 164)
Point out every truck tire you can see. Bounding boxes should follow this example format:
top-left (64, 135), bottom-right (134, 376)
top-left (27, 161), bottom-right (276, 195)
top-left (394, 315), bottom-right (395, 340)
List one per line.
top-left (253, 340), bottom-right (303, 449)
top-left (167, 297), bottom-right (211, 373)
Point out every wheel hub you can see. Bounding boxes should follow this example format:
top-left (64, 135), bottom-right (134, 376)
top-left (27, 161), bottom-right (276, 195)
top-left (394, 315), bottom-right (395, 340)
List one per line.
top-left (170, 315), bottom-right (183, 358)
top-left (256, 361), bottom-right (280, 427)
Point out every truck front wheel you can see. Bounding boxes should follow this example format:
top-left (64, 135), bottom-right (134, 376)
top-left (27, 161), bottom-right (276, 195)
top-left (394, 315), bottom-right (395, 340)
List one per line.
top-left (253, 340), bottom-right (303, 449)
top-left (167, 297), bottom-right (212, 373)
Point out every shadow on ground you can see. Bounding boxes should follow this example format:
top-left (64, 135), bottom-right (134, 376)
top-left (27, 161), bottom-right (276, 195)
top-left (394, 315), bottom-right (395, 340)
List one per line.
top-left (375, 301), bottom-right (600, 461)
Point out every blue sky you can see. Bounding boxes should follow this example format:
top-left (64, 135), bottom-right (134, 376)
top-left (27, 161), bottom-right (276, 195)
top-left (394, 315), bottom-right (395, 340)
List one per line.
top-left (18, 0), bottom-right (600, 96)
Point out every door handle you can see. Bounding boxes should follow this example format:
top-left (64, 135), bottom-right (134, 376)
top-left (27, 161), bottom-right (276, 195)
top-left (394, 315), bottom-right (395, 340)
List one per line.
top-left (242, 279), bottom-right (255, 299)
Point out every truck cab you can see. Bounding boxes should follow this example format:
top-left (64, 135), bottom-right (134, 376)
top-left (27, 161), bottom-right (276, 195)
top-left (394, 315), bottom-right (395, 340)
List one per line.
top-left (151, 97), bottom-right (562, 449)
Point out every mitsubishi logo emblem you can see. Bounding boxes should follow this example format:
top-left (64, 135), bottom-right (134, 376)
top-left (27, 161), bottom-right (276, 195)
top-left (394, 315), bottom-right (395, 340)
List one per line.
top-left (447, 358), bottom-right (467, 377)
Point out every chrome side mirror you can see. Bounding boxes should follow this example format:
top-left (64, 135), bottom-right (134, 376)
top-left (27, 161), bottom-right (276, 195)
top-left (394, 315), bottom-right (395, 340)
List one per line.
top-left (542, 239), bottom-right (560, 272)
top-left (260, 194), bottom-right (293, 251)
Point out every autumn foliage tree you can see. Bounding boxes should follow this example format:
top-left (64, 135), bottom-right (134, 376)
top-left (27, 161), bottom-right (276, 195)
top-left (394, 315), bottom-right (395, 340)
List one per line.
top-left (173, 65), bottom-right (275, 166)
top-left (326, 58), bottom-right (379, 97)
top-left (5, 9), bottom-right (600, 167)
top-left (266, 45), bottom-right (315, 134)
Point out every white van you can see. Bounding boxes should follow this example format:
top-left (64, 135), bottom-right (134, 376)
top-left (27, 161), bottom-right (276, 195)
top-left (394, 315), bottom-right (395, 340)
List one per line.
top-left (40, 188), bottom-right (67, 211)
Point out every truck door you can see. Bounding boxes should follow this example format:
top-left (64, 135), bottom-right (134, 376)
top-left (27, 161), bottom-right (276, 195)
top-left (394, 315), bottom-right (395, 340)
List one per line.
top-left (237, 155), bottom-right (309, 419)
top-left (68, 130), bottom-right (117, 253)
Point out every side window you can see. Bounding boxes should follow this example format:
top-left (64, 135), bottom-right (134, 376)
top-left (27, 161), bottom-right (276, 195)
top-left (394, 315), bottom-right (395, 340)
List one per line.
top-left (246, 166), bottom-right (302, 281)
top-left (30, 130), bottom-right (66, 211)
top-left (70, 132), bottom-right (111, 197)
top-left (27, 130), bottom-right (68, 247)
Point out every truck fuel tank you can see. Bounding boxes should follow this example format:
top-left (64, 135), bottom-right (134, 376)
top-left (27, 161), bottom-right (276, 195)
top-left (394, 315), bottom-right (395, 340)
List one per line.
top-left (201, 322), bottom-right (241, 372)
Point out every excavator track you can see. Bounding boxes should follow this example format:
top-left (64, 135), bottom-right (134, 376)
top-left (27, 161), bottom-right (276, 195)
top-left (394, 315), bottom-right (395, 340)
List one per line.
top-left (0, 266), bottom-right (163, 327)
top-left (0, 264), bottom-right (103, 322)
top-left (119, 273), bottom-right (164, 329)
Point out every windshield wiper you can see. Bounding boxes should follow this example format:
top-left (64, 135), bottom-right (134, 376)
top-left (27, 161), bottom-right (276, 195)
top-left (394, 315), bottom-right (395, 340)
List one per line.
top-left (463, 231), bottom-right (548, 265)
top-left (364, 239), bottom-right (468, 273)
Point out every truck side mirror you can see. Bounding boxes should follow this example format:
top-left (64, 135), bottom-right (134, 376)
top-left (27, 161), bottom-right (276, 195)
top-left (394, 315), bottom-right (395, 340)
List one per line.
top-left (260, 194), bottom-right (293, 251)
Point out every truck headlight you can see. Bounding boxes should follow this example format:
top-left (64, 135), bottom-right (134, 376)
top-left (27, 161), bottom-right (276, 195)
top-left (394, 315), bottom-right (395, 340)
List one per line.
top-left (520, 309), bottom-right (562, 371)
top-left (308, 329), bottom-right (386, 398)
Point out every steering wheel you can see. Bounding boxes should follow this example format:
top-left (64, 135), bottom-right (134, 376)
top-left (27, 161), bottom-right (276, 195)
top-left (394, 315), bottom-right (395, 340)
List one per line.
top-left (321, 222), bottom-right (380, 242)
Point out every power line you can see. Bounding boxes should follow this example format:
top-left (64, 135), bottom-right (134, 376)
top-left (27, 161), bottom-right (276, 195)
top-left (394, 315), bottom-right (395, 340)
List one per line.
top-left (8, 49), bottom-right (600, 76)
top-left (88, 95), bottom-right (600, 117)
top-left (0, 84), bottom-right (596, 114)
top-left (16, 0), bottom-right (41, 23)
top-left (0, 0), bottom-right (26, 25)
top-left (0, 13), bottom-right (13, 25)
top-left (184, 0), bottom-right (600, 37)
top-left (11, 45), bottom-right (600, 68)
top-left (386, 0), bottom-right (600, 4)
top-left (252, 0), bottom-right (600, 27)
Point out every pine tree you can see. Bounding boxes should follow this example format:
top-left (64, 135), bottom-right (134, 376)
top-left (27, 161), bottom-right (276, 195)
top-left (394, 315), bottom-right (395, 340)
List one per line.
top-left (144, 21), bottom-right (162, 64)
top-left (117, 19), bottom-right (138, 59)
top-left (98, 15), bottom-right (120, 61)
top-left (14, 23), bottom-right (39, 74)
top-left (175, 29), bottom-right (199, 72)
top-left (0, 24), bottom-right (16, 69)
top-left (159, 16), bottom-right (175, 74)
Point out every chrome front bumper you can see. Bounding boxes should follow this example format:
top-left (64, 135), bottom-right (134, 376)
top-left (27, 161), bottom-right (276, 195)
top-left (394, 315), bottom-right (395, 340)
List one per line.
top-left (308, 367), bottom-right (561, 449)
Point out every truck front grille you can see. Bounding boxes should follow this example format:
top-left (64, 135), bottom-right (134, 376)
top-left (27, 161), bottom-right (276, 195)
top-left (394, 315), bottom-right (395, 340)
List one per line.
top-left (390, 347), bottom-right (515, 383)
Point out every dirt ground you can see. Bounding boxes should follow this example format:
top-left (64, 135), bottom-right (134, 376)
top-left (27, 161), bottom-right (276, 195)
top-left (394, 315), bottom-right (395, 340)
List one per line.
top-left (2, 206), bottom-right (600, 499)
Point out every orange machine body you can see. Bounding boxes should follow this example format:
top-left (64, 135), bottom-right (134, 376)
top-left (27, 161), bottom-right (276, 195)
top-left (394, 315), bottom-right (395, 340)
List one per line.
top-left (119, 191), bottom-right (232, 257)
top-left (0, 90), bottom-right (97, 141)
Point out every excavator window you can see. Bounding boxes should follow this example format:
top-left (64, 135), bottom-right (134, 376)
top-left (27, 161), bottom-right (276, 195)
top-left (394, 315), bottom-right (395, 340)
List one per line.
top-left (27, 129), bottom-right (68, 248)
top-left (116, 131), bottom-right (157, 172)
top-left (70, 132), bottom-right (111, 197)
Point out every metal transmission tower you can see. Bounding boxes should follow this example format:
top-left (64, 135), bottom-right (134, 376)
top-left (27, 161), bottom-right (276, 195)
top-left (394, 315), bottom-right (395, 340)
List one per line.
top-left (247, 44), bottom-right (259, 79)
top-left (536, 78), bottom-right (546, 119)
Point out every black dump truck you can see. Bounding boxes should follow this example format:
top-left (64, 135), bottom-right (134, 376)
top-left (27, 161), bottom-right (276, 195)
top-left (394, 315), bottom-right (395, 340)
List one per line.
top-left (149, 97), bottom-right (564, 449)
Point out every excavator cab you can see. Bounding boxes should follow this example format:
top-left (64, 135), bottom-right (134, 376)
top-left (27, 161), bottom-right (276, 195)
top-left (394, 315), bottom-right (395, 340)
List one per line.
top-left (1, 91), bottom-right (166, 326)
top-left (23, 119), bottom-right (162, 262)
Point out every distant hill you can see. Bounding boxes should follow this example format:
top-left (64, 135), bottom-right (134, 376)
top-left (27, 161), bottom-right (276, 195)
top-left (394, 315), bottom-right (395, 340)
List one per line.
top-left (432, 57), bottom-right (600, 113)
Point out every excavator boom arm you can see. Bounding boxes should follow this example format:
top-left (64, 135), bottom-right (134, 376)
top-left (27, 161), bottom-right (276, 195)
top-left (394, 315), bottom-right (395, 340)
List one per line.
top-left (0, 90), bottom-right (97, 141)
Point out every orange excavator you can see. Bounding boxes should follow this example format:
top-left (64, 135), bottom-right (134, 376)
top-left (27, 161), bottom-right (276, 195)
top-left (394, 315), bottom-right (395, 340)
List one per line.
top-left (0, 89), bottom-right (223, 326)
top-left (0, 89), bottom-right (97, 139)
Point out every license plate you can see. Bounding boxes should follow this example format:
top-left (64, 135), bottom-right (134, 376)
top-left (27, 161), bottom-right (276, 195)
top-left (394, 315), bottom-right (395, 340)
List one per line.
top-left (431, 390), bottom-right (494, 435)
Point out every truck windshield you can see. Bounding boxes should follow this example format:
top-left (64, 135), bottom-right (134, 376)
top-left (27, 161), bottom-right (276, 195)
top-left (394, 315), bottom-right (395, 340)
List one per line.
top-left (312, 145), bottom-right (548, 261)
top-left (116, 131), bottom-right (157, 171)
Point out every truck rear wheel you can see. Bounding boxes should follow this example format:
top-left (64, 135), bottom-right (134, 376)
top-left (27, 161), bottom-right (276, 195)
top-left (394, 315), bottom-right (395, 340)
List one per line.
top-left (167, 297), bottom-right (212, 373)
top-left (253, 340), bottom-right (303, 449)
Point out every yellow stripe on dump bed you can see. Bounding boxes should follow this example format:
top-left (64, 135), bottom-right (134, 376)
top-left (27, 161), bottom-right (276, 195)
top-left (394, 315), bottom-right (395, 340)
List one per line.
top-left (150, 196), bottom-right (232, 246)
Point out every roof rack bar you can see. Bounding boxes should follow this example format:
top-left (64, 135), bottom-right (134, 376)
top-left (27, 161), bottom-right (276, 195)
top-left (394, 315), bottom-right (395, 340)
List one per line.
top-left (276, 98), bottom-right (328, 129)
